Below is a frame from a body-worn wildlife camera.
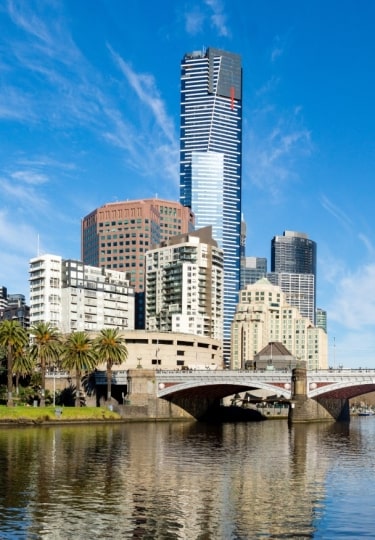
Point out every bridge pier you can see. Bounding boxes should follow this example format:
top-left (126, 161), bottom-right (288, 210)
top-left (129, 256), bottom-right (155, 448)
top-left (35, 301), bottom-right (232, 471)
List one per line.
top-left (289, 368), bottom-right (350, 423)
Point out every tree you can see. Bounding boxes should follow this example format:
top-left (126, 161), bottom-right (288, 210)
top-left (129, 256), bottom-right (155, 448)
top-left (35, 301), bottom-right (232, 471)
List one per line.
top-left (0, 320), bottom-right (29, 406)
top-left (94, 328), bottom-right (128, 403)
top-left (61, 332), bottom-right (98, 407)
top-left (13, 344), bottom-right (34, 395)
top-left (30, 322), bottom-right (61, 407)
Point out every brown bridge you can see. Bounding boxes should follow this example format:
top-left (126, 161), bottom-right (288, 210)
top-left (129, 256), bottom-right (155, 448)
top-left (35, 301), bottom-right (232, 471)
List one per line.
top-left (155, 368), bottom-right (375, 423)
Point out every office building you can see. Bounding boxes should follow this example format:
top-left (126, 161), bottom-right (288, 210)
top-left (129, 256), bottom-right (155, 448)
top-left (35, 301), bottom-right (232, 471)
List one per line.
top-left (81, 198), bottom-right (194, 328)
top-left (145, 227), bottom-right (223, 341)
top-left (241, 257), bottom-right (267, 289)
top-left (271, 230), bottom-right (317, 324)
top-left (29, 254), bottom-right (134, 333)
top-left (267, 272), bottom-right (315, 324)
top-left (180, 47), bottom-right (243, 362)
top-left (231, 278), bottom-right (328, 371)
top-left (316, 308), bottom-right (327, 333)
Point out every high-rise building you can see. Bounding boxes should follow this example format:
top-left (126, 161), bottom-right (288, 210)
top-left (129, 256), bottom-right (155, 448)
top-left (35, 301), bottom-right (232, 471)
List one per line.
top-left (316, 308), bottom-right (327, 333)
top-left (145, 227), bottom-right (223, 341)
top-left (231, 278), bottom-right (328, 371)
top-left (271, 230), bottom-right (317, 324)
top-left (241, 257), bottom-right (267, 289)
top-left (0, 290), bottom-right (30, 328)
top-left (179, 47), bottom-right (243, 361)
top-left (29, 254), bottom-right (134, 333)
top-left (81, 198), bottom-right (194, 328)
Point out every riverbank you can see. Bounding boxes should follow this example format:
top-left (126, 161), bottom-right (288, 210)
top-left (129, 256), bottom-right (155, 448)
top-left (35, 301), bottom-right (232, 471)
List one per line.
top-left (0, 405), bottom-right (122, 425)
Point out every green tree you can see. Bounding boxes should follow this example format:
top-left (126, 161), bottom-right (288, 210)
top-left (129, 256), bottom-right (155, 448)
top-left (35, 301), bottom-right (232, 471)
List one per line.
top-left (30, 322), bottom-right (61, 407)
top-left (13, 344), bottom-right (34, 395)
top-left (61, 332), bottom-right (98, 407)
top-left (94, 328), bottom-right (128, 403)
top-left (0, 320), bottom-right (29, 406)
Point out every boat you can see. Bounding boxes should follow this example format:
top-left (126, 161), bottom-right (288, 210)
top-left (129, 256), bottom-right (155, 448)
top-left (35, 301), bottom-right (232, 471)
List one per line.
top-left (358, 409), bottom-right (374, 416)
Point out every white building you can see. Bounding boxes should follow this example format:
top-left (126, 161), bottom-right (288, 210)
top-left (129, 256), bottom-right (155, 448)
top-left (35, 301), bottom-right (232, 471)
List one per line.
top-left (29, 255), bottom-right (135, 333)
top-left (146, 227), bottom-right (223, 340)
top-left (231, 278), bottom-right (328, 371)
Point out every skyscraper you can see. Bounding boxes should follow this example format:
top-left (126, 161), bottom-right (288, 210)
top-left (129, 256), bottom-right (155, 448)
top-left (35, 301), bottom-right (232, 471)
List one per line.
top-left (270, 230), bottom-right (317, 324)
top-left (180, 47), bottom-right (243, 362)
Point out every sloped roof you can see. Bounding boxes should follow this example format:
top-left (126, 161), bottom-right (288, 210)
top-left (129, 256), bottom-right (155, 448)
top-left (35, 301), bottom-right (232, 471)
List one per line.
top-left (256, 341), bottom-right (293, 357)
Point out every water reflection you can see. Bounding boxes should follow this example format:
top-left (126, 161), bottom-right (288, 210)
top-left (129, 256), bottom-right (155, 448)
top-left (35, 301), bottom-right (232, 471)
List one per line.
top-left (0, 419), bottom-right (374, 539)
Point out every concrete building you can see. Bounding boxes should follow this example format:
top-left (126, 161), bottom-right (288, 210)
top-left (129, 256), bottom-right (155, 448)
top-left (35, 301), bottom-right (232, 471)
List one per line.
top-left (271, 230), bottom-right (317, 324)
top-left (145, 227), bottom-right (223, 341)
top-left (231, 278), bottom-right (328, 371)
top-left (29, 254), bottom-right (134, 333)
top-left (81, 198), bottom-right (194, 328)
top-left (267, 272), bottom-right (315, 324)
top-left (96, 330), bottom-right (223, 371)
top-left (180, 47), bottom-right (243, 362)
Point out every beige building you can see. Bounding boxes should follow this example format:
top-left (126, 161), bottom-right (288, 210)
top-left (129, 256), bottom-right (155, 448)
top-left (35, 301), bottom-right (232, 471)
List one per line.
top-left (95, 330), bottom-right (223, 371)
top-left (231, 278), bottom-right (328, 371)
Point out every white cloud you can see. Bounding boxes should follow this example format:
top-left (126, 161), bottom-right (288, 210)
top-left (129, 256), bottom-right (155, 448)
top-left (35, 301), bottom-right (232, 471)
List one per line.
top-left (204, 0), bottom-right (230, 37)
top-left (320, 195), bottom-right (353, 231)
top-left (328, 263), bottom-right (375, 330)
top-left (185, 11), bottom-right (205, 35)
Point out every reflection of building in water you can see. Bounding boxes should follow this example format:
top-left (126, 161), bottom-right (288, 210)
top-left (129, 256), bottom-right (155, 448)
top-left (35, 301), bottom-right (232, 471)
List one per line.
top-left (1, 422), bottom-right (359, 537)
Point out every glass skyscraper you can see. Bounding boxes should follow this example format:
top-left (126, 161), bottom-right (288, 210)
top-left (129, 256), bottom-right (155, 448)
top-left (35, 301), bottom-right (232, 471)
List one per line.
top-left (270, 230), bottom-right (317, 324)
top-left (180, 47), bottom-right (243, 362)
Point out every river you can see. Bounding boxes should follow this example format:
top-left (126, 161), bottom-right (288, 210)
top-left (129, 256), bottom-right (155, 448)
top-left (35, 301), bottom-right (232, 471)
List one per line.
top-left (0, 417), bottom-right (375, 539)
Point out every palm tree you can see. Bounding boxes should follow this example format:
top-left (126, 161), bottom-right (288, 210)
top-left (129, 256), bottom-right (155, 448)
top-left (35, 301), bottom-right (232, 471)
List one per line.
top-left (30, 322), bottom-right (61, 407)
top-left (0, 320), bottom-right (29, 406)
top-left (13, 344), bottom-right (34, 396)
top-left (94, 328), bottom-right (128, 403)
top-left (61, 331), bottom-right (98, 407)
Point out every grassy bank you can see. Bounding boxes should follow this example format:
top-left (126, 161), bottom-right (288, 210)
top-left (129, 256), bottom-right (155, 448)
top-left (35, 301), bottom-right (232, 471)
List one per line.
top-left (0, 404), bottom-right (122, 423)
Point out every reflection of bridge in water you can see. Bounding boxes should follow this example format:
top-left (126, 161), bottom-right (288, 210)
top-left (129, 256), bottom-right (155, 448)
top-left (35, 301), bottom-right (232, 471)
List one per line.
top-left (154, 369), bottom-right (375, 422)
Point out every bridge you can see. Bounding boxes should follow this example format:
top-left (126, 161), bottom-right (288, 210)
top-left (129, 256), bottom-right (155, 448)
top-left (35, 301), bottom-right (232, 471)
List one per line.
top-left (154, 368), bottom-right (375, 422)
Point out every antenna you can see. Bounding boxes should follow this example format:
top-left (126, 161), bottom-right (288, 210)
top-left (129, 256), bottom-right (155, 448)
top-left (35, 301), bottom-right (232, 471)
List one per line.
top-left (37, 234), bottom-right (40, 256)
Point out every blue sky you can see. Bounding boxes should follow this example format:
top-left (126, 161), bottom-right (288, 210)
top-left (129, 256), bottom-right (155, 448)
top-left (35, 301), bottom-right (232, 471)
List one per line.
top-left (1, 0), bottom-right (374, 368)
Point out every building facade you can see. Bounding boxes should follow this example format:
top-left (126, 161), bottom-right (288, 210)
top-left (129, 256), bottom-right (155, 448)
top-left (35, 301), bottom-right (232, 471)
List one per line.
top-left (179, 47), bottom-right (243, 361)
top-left (241, 256), bottom-right (267, 289)
top-left (0, 291), bottom-right (30, 328)
top-left (29, 254), bottom-right (135, 333)
top-left (81, 198), bottom-right (194, 328)
top-left (271, 230), bottom-right (317, 324)
top-left (145, 227), bottom-right (223, 341)
top-left (231, 278), bottom-right (328, 371)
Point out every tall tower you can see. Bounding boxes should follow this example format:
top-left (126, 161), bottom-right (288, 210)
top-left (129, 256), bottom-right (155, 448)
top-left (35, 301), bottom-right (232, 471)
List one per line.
top-left (270, 231), bottom-right (317, 324)
top-left (179, 47), bottom-right (243, 362)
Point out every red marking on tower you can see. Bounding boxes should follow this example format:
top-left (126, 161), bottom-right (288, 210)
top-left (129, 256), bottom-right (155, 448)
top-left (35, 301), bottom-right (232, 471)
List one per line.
top-left (230, 86), bottom-right (235, 110)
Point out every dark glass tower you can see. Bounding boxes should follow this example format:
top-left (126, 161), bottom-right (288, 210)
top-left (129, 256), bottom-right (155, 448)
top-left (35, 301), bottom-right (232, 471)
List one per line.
top-left (180, 47), bottom-right (243, 362)
top-left (270, 230), bottom-right (317, 323)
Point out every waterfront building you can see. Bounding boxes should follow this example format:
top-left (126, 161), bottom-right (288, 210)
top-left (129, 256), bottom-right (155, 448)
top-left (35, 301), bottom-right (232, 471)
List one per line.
top-left (271, 230), bottom-right (317, 324)
top-left (81, 198), bottom-right (194, 328)
top-left (231, 278), bottom-right (328, 371)
top-left (96, 329), bottom-right (223, 371)
top-left (180, 47), bottom-right (243, 362)
top-left (145, 227), bottom-right (224, 341)
top-left (29, 254), bottom-right (134, 333)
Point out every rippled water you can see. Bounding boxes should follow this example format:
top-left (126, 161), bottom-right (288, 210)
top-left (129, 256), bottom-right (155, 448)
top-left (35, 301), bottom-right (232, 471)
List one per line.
top-left (0, 417), bottom-right (375, 539)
